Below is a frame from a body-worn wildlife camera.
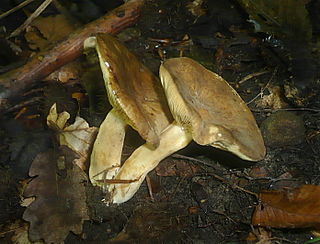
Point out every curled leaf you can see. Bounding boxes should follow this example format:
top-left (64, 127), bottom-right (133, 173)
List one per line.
top-left (47, 103), bottom-right (97, 170)
top-left (252, 185), bottom-right (320, 229)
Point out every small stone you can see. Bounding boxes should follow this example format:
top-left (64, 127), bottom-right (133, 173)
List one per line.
top-left (261, 111), bottom-right (305, 147)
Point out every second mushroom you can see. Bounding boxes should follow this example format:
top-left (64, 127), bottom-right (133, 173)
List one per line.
top-left (86, 34), bottom-right (266, 204)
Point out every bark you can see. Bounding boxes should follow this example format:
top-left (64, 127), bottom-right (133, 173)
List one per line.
top-left (0, 0), bottom-right (144, 113)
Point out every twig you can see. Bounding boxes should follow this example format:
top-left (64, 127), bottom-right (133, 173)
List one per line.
top-left (0, 226), bottom-right (24, 236)
top-left (172, 153), bottom-right (217, 168)
top-left (9, 0), bottom-right (53, 38)
top-left (168, 176), bottom-right (186, 201)
top-left (211, 209), bottom-right (237, 224)
top-left (205, 172), bottom-right (258, 198)
top-left (0, 0), bottom-right (35, 20)
top-left (246, 67), bottom-right (277, 105)
top-left (14, 107), bottom-right (28, 119)
top-left (252, 107), bottom-right (320, 113)
top-left (7, 97), bottom-right (43, 112)
top-left (172, 154), bottom-right (257, 197)
top-left (238, 70), bottom-right (269, 85)
top-left (146, 175), bottom-right (155, 202)
top-left (0, 0), bottom-right (143, 113)
top-left (96, 178), bottom-right (139, 184)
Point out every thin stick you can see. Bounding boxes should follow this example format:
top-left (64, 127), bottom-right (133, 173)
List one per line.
top-left (96, 178), bottom-right (139, 184)
top-left (172, 154), bottom-right (258, 197)
top-left (0, 0), bottom-right (35, 20)
top-left (146, 175), bottom-right (155, 202)
top-left (0, 0), bottom-right (143, 113)
top-left (9, 0), bottom-right (53, 38)
top-left (168, 176), bottom-right (186, 201)
top-left (246, 67), bottom-right (277, 105)
top-left (0, 226), bottom-right (24, 236)
top-left (7, 97), bottom-right (43, 112)
top-left (172, 153), bottom-right (217, 168)
top-left (238, 70), bottom-right (269, 85)
top-left (206, 172), bottom-right (258, 197)
top-left (252, 107), bottom-right (320, 113)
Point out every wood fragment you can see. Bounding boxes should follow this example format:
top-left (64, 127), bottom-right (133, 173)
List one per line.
top-left (146, 175), bottom-right (155, 202)
top-left (0, 0), bottom-right (143, 113)
top-left (96, 179), bottom-right (139, 184)
top-left (238, 70), bottom-right (269, 85)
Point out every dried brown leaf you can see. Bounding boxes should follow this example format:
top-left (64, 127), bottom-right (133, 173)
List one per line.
top-left (23, 147), bottom-right (89, 243)
top-left (44, 61), bottom-right (82, 83)
top-left (246, 227), bottom-right (272, 244)
top-left (255, 86), bottom-right (288, 110)
top-left (252, 185), bottom-right (320, 229)
top-left (24, 15), bottom-right (82, 83)
top-left (25, 15), bottom-right (76, 51)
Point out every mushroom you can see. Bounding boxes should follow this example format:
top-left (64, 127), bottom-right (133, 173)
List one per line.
top-left (108, 57), bottom-right (266, 204)
top-left (159, 57), bottom-right (266, 161)
top-left (85, 34), bottom-right (172, 188)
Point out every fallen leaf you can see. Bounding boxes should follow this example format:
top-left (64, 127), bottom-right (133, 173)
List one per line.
top-left (248, 166), bottom-right (270, 179)
top-left (47, 103), bottom-right (97, 170)
top-left (247, 227), bottom-right (272, 244)
top-left (236, 0), bottom-right (312, 41)
top-left (25, 15), bottom-right (76, 51)
top-left (255, 85), bottom-right (288, 109)
top-left (24, 15), bottom-right (82, 83)
top-left (44, 60), bottom-right (82, 83)
top-left (252, 185), bottom-right (320, 229)
top-left (186, 0), bottom-right (207, 17)
top-left (23, 147), bottom-right (89, 243)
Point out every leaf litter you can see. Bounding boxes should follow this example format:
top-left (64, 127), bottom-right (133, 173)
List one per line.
top-left (23, 147), bottom-right (89, 243)
top-left (21, 104), bottom-right (98, 243)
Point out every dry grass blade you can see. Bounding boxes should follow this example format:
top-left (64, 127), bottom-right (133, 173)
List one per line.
top-left (9, 0), bottom-right (53, 38)
top-left (0, 0), bottom-right (35, 20)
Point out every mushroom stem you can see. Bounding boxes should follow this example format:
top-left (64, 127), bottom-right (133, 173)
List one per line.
top-left (109, 123), bottom-right (192, 204)
top-left (89, 108), bottom-right (127, 189)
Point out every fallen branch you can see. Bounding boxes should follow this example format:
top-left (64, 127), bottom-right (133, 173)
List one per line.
top-left (0, 0), bottom-right (143, 113)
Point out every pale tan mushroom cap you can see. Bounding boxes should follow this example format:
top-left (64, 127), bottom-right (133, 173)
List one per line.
top-left (159, 57), bottom-right (266, 161)
top-left (95, 34), bottom-right (171, 147)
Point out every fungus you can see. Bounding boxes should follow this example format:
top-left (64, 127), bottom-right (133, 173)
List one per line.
top-left (85, 34), bottom-right (171, 188)
top-left (86, 34), bottom-right (265, 204)
top-left (109, 57), bottom-right (265, 203)
top-left (159, 57), bottom-right (266, 161)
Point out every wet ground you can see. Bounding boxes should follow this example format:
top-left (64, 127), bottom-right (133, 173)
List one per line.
top-left (1, 0), bottom-right (320, 243)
